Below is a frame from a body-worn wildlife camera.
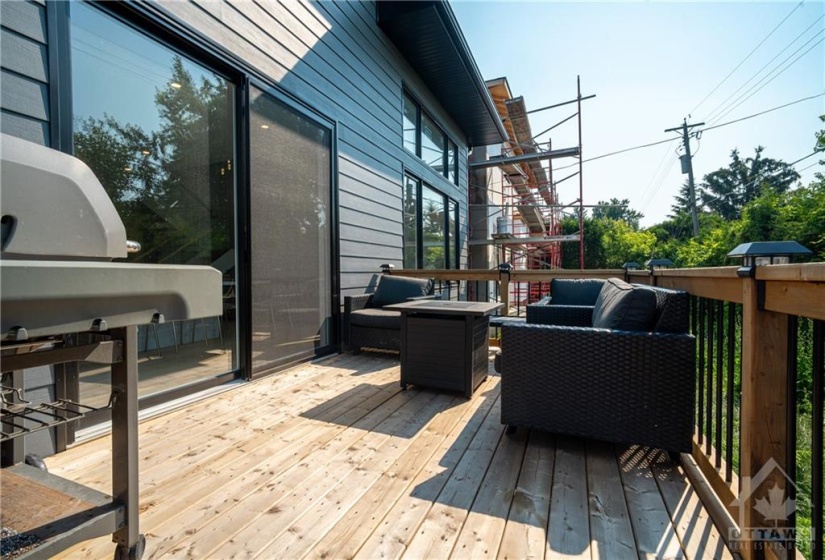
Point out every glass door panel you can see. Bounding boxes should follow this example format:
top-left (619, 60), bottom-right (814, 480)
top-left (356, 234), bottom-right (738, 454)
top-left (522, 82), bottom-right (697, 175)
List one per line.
top-left (249, 87), bottom-right (332, 373)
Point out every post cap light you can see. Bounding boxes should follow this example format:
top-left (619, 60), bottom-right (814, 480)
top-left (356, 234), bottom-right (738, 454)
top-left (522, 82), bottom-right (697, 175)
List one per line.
top-left (645, 258), bottom-right (674, 270)
top-left (497, 262), bottom-right (512, 273)
top-left (622, 262), bottom-right (641, 270)
top-left (726, 241), bottom-right (812, 266)
top-left (380, 263), bottom-right (395, 274)
top-left (727, 241), bottom-right (811, 278)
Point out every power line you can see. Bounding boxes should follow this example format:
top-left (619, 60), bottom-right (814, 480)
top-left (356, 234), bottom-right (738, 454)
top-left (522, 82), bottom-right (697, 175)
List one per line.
top-left (710, 34), bottom-right (825, 124)
top-left (703, 13), bottom-right (825, 123)
top-left (555, 137), bottom-right (678, 171)
top-left (690, 1), bottom-right (804, 116)
top-left (699, 92), bottom-right (825, 133)
top-left (797, 160), bottom-right (821, 173)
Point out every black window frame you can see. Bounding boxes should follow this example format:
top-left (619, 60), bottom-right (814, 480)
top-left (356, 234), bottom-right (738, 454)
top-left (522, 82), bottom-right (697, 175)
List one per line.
top-left (402, 89), bottom-right (459, 185)
top-left (403, 172), bottom-right (459, 270)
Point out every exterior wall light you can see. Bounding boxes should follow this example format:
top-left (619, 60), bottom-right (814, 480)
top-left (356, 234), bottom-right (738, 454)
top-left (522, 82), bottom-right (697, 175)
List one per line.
top-left (727, 241), bottom-right (812, 278)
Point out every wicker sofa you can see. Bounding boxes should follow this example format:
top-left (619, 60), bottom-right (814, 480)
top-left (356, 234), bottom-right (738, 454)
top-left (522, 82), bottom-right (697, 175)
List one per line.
top-left (500, 277), bottom-right (695, 453)
top-left (344, 275), bottom-right (435, 353)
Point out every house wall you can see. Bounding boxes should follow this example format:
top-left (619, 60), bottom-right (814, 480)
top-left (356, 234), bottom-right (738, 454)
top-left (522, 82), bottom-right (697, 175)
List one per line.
top-left (157, 0), bottom-right (470, 295)
top-left (0, 0), bottom-right (50, 145)
top-left (0, 0), bottom-right (57, 458)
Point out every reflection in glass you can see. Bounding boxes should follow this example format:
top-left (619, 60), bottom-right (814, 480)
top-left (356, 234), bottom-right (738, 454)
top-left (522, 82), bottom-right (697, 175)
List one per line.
top-left (70, 2), bottom-right (236, 402)
top-left (421, 113), bottom-right (445, 172)
top-left (448, 198), bottom-right (458, 268)
top-left (250, 87), bottom-right (332, 373)
top-left (422, 185), bottom-right (446, 269)
top-left (403, 175), bottom-right (418, 268)
top-left (403, 94), bottom-right (418, 155)
top-left (447, 142), bottom-right (457, 184)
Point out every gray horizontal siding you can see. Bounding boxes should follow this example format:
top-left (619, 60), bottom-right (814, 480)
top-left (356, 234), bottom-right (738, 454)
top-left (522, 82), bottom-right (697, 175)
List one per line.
top-left (0, 1), bottom-right (47, 43)
top-left (1, 69), bottom-right (48, 120)
top-left (0, 108), bottom-right (47, 144)
top-left (0, 0), bottom-right (48, 146)
top-left (1, 28), bottom-right (48, 82)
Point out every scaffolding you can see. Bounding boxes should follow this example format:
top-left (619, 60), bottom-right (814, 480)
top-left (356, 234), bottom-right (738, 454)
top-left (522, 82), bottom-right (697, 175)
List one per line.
top-left (469, 77), bottom-right (592, 307)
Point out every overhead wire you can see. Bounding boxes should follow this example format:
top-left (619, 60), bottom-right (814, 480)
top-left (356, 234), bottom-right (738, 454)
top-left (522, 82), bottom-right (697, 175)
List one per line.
top-left (710, 34), bottom-right (825, 124)
top-left (699, 92), bottom-right (825, 133)
top-left (689, 1), bottom-right (805, 116)
top-left (703, 13), bottom-right (825, 123)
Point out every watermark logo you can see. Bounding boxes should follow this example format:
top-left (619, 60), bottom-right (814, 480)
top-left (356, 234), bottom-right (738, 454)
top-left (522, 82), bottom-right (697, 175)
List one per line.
top-left (729, 457), bottom-right (812, 551)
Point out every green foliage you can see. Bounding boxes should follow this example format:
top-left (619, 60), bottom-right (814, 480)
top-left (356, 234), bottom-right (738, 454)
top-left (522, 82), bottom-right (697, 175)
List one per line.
top-left (699, 146), bottom-right (799, 220)
top-left (601, 220), bottom-right (656, 268)
top-left (591, 198), bottom-right (644, 229)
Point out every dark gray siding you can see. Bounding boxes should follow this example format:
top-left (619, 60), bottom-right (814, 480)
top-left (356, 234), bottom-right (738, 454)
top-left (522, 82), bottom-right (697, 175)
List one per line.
top-left (158, 0), bottom-right (471, 295)
top-left (0, 0), bottom-right (49, 145)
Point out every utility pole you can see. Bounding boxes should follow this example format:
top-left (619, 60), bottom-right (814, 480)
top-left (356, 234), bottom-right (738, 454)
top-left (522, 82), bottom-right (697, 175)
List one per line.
top-left (665, 118), bottom-right (704, 237)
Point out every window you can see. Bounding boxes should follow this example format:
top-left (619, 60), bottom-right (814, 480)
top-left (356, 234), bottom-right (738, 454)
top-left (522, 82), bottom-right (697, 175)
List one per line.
top-left (421, 113), bottom-right (445, 173)
top-left (403, 174), bottom-right (459, 269)
top-left (403, 175), bottom-right (418, 269)
top-left (402, 92), bottom-right (458, 185)
top-left (70, 1), bottom-right (237, 401)
top-left (447, 141), bottom-right (458, 185)
top-left (250, 86), bottom-right (332, 372)
top-left (402, 94), bottom-right (418, 155)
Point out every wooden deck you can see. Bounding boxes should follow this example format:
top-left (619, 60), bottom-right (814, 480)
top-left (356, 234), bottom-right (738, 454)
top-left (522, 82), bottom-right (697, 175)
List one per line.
top-left (47, 353), bottom-right (733, 559)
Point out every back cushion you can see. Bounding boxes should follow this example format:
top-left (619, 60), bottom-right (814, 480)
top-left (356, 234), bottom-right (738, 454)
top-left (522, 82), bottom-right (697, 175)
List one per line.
top-left (550, 278), bottom-right (606, 306)
top-left (591, 278), bottom-right (657, 331)
top-left (371, 276), bottom-right (433, 307)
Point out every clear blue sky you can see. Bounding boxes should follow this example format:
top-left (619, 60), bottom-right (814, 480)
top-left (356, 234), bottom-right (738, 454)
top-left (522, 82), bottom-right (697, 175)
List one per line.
top-left (451, 1), bottom-right (825, 228)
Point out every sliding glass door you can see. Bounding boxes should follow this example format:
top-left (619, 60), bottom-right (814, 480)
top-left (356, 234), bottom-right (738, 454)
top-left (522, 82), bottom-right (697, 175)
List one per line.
top-left (70, 2), bottom-right (237, 405)
top-left (249, 87), bottom-right (333, 373)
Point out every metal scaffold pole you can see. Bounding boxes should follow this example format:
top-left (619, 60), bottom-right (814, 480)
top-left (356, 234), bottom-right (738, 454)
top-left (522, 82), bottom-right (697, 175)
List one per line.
top-left (577, 76), bottom-right (584, 270)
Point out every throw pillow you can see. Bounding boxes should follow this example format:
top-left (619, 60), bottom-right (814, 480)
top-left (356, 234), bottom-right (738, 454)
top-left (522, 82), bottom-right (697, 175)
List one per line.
top-left (371, 275), bottom-right (433, 307)
top-left (550, 278), bottom-right (606, 306)
top-left (591, 278), bottom-right (657, 331)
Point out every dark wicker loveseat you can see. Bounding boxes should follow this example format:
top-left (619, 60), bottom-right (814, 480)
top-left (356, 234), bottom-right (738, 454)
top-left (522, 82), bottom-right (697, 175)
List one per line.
top-left (344, 275), bottom-right (435, 353)
top-left (500, 277), bottom-right (695, 453)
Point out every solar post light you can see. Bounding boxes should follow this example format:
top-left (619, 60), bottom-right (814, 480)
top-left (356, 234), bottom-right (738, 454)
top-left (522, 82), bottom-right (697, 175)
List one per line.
top-left (727, 241), bottom-right (812, 278)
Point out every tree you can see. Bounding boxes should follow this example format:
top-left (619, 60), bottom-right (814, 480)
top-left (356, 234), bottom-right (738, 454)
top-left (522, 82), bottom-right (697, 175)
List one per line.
top-left (591, 198), bottom-right (644, 229)
top-left (699, 147), bottom-right (799, 220)
top-left (601, 220), bottom-right (656, 268)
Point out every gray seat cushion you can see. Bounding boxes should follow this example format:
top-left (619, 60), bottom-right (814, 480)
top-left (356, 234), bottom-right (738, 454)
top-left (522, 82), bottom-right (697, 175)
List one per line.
top-left (550, 278), bottom-right (606, 306)
top-left (592, 278), bottom-right (657, 331)
top-left (371, 275), bottom-right (433, 307)
top-left (349, 308), bottom-right (401, 329)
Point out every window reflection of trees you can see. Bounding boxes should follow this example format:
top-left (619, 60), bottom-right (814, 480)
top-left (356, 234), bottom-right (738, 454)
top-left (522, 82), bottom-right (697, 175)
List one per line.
top-left (73, 57), bottom-right (234, 268)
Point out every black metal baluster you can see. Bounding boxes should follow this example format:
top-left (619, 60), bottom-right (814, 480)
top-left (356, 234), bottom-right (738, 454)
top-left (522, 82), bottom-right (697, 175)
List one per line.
top-left (812, 319), bottom-right (824, 560)
top-left (786, 315), bottom-right (798, 547)
top-left (698, 297), bottom-right (705, 445)
top-left (726, 302), bottom-right (735, 482)
top-left (707, 299), bottom-right (715, 456)
top-left (716, 299), bottom-right (724, 468)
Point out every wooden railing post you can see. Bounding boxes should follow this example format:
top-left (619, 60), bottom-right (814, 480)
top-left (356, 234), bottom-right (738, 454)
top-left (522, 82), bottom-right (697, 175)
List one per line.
top-left (500, 274), bottom-right (510, 316)
top-left (737, 275), bottom-right (790, 559)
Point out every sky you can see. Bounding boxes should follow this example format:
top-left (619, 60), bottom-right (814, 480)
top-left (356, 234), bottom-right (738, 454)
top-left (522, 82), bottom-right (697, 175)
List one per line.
top-left (451, 1), bottom-right (825, 228)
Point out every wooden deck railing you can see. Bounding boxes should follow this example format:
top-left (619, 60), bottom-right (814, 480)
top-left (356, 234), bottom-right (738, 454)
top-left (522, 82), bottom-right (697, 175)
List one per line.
top-left (386, 263), bottom-right (825, 559)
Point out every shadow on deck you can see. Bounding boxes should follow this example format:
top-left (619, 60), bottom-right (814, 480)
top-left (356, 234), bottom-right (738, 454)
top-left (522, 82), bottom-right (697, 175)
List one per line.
top-left (46, 352), bottom-right (733, 559)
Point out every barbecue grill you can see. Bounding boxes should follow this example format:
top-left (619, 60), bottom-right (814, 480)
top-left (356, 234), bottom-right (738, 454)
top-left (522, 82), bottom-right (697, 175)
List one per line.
top-left (0, 133), bottom-right (222, 559)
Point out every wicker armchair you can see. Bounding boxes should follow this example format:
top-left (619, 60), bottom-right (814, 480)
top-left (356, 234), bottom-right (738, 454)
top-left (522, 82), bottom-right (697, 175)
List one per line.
top-left (344, 276), bottom-right (435, 353)
top-left (501, 278), bottom-right (695, 453)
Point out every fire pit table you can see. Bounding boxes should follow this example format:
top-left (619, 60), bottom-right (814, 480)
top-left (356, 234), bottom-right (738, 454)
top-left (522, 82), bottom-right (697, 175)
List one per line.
top-left (384, 300), bottom-right (503, 398)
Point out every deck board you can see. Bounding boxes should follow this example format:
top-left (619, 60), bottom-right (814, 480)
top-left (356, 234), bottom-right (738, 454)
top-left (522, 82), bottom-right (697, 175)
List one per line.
top-left (42, 353), bottom-right (733, 560)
